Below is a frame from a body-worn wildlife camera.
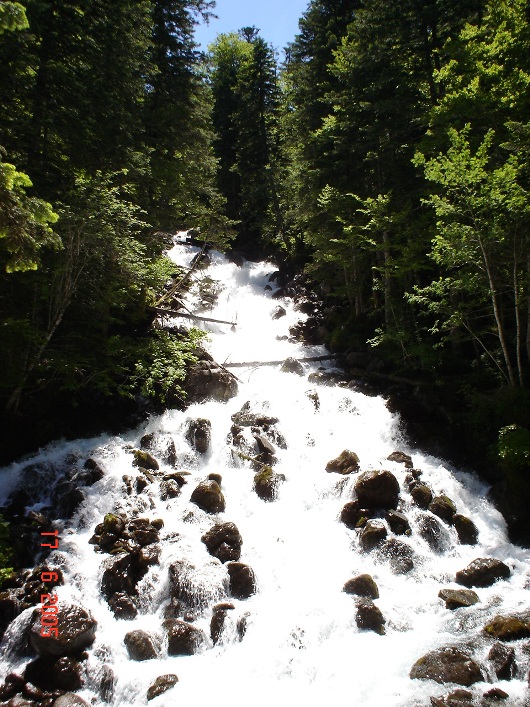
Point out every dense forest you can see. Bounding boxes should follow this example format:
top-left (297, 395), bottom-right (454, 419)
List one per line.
top-left (1, 0), bottom-right (530, 535)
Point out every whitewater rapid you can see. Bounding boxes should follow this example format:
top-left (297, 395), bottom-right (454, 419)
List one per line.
top-left (1, 239), bottom-right (529, 706)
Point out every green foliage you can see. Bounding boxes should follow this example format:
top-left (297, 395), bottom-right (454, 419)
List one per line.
top-left (499, 424), bottom-right (530, 471)
top-left (0, 514), bottom-right (14, 587)
top-left (0, 2), bottom-right (28, 33)
top-left (0, 157), bottom-right (60, 272)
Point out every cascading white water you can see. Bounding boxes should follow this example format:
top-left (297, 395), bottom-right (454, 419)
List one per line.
top-left (1, 238), bottom-right (529, 706)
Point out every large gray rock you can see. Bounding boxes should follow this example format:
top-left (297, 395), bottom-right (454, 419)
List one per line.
top-left (410, 646), bottom-right (484, 686)
top-left (183, 351), bottom-right (238, 403)
top-left (29, 604), bottom-right (97, 658)
top-left (280, 357), bottom-right (305, 376)
top-left (354, 470), bottom-right (399, 509)
top-left (190, 480), bottom-right (226, 513)
top-left (455, 558), bottom-right (511, 588)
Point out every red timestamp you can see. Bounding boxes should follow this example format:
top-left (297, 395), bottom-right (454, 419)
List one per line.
top-left (40, 530), bottom-right (61, 637)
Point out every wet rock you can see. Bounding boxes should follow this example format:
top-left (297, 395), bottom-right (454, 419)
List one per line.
top-left (455, 559), bottom-right (511, 588)
top-left (23, 657), bottom-right (56, 691)
top-left (385, 510), bottom-right (411, 535)
top-left (418, 514), bottom-right (450, 554)
top-left (108, 592), bottom-right (137, 620)
top-left (29, 604), bottom-right (97, 657)
top-left (51, 657), bottom-right (83, 691)
top-left (163, 472), bottom-right (187, 488)
top-left (410, 483), bottom-right (433, 509)
top-left (343, 574), bottom-right (379, 599)
top-left (484, 615), bottom-right (530, 641)
top-left (340, 501), bottom-right (371, 529)
top-left (190, 480), bottom-right (226, 513)
top-left (429, 496), bottom-right (457, 524)
top-left (305, 390), bottom-right (320, 411)
top-left (101, 555), bottom-right (137, 599)
top-left (453, 515), bottom-right (479, 546)
top-left (78, 458), bottom-right (105, 486)
top-left (359, 520), bottom-right (387, 551)
top-left (51, 482), bottom-right (85, 519)
top-left (354, 470), bottom-right (400, 510)
top-left (231, 403), bottom-right (279, 427)
top-left (482, 688), bottom-right (509, 702)
top-left (272, 306), bottom-right (286, 320)
top-left (22, 682), bottom-right (44, 701)
top-left (254, 434), bottom-right (276, 457)
top-left (325, 450), bottom-right (360, 475)
top-left (410, 646), bottom-right (484, 686)
top-left (52, 693), bottom-right (90, 706)
top-left (430, 689), bottom-right (474, 706)
top-left (102, 514), bottom-right (125, 536)
top-left (201, 522), bottom-right (242, 563)
top-left (387, 451), bottom-right (413, 468)
top-left (210, 604), bottom-right (234, 645)
top-left (488, 642), bottom-right (516, 680)
top-left (355, 599), bottom-right (386, 635)
top-left (438, 589), bottom-right (479, 610)
top-left (237, 612), bottom-right (251, 640)
top-left (186, 418), bottom-right (211, 454)
top-left (227, 562), bottom-right (257, 599)
top-left (280, 357), bottom-right (305, 376)
top-left (97, 665), bottom-right (115, 703)
top-left (147, 675), bottom-right (179, 702)
top-left (0, 591), bottom-right (23, 639)
top-left (124, 630), bottom-right (159, 661)
top-left (132, 450), bottom-right (159, 471)
top-left (183, 351), bottom-right (238, 403)
top-left (253, 467), bottom-right (285, 501)
top-left (164, 619), bottom-right (207, 656)
top-left (160, 479), bottom-right (181, 500)
top-left (378, 538), bottom-right (415, 574)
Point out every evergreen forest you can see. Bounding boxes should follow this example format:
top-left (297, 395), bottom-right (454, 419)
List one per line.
top-left (1, 0), bottom-right (530, 535)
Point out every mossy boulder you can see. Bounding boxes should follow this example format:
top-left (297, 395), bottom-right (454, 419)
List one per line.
top-left (253, 467), bottom-right (285, 501)
top-left (132, 450), bottom-right (159, 471)
top-left (190, 480), bottom-right (226, 513)
top-left (484, 615), bottom-right (530, 641)
top-left (410, 482), bottom-right (433, 509)
top-left (410, 647), bottom-right (484, 686)
top-left (325, 450), bottom-right (360, 475)
top-left (453, 515), bottom-right (479, 545)
top-left (429, 495), bottom-right (457, 524)
top-left (340, 500), bottom-right (371, 529)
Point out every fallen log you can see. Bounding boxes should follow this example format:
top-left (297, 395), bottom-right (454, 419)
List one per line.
top-left (151, 306), bottom-right (237, 327)
top-left (223, 354), bottom-right (342, 368)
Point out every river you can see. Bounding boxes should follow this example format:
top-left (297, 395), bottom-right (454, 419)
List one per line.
top-left (1, 238), bottom-right (529, 706)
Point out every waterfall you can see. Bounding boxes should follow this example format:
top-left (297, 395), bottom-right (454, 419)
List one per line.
top-left (1, 238), bottom-right (529, 707)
